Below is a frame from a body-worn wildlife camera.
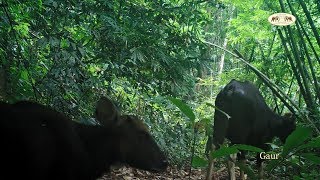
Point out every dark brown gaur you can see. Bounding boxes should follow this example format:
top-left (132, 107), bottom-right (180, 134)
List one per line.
top-left (212, 79), bottom-right (295, 180)
top-left (0, 96), bottom-right (168, 180)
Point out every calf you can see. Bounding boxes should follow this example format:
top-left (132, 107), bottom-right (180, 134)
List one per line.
top-left (212, 79), bottom-right (295, 179)
top-left (0, 96), bottom-right (168, 180)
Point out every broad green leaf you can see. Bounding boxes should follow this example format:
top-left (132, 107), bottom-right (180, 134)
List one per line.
top-left (282, 126), bottom-right (312, 157)
top-left (211, 146), bottom-right (239, 159)
top-left (293, 175), bottom-right (303, 180)
top-left (168, 97), bottom-right (195, 122)
top-left (191, 156), bottom-right (208, 168)
top-left (301, 153), bottom-right (320, 165)
top-left (265, 158), bottom-right (281, 172)
top-left (296, 136), bottom-right (320, 152)
top-left (232, 144), bottom-right (264, 152)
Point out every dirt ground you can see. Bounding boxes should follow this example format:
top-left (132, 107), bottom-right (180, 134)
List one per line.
top-left (97, 165), bottom-right (240, 180)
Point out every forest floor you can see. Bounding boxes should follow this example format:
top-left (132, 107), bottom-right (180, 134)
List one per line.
top-left (98, 165), bottom-right (240, 180)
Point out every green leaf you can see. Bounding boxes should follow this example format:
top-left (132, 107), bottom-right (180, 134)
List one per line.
top-left (168, 97), bottom-right (195, 122)
top-left (191, 156), bottom-right (208, 168)
top-left (130, 47), bottom-right (145, 63)
top-left (232, 144), bottom-right (264, 152)
top-left (211, 146), bottom-right (239, 159)
top-left (301, 153), bottom-right (320, 165)
top-left (296, 136), bottom-right (320, 151)
top-left (282, 126), bottom-right (312, 157)
top-left (293, 176), bottom-right (303, 180)
top-left (265, 158), bottom-right (281, 172)
top-left (20, 70), bottom-right (29, 80)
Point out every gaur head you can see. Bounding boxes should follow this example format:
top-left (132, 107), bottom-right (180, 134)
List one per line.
top-left (117, 115), bottom-right (168, 172)
top-left (95, 97), bottom-right (168, 172)
top-left (276, 113), bottom-right (296, 143)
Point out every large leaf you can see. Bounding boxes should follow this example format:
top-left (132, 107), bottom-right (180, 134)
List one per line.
top-left (211, 146), bottom-right (239, 159)
top-left (301, 153), bottom-right (320, 165)
top-left (232, 144), bottom-right (264, 152)
top-left (296, 136), bottom-right (320, 152)
top-left (282, 126), bottom-right (313, 157)
top-left (265, 158), bottom-right (282, 172)
top-left (168, 97), bottom-right (195, 122)
top-left (191, 156), bottom-right (208, 168)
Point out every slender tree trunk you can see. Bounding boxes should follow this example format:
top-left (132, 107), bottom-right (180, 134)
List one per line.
top-left (218, 6), bottom-right (235, 75)
top-left (218, 37), bottom-right (228, 75)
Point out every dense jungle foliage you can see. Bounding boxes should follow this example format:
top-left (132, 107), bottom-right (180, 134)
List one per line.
top-left (0, 0), bottom-right (319, 179)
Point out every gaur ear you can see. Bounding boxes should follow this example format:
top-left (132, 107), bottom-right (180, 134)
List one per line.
top-left (95, 96), bottom-right (120, 127)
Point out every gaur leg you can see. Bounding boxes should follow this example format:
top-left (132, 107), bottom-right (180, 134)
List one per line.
top-left (238, 151), bottom-right (247, 180)
top-left (256, 153), bottom-right (264, 179)
top-left (228, 153), bottom-right (236, 180)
